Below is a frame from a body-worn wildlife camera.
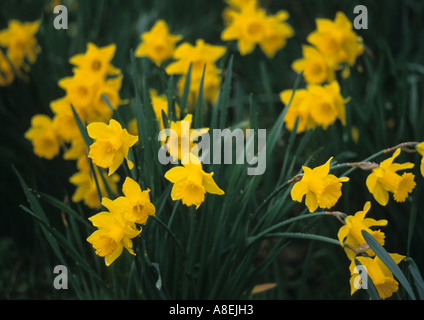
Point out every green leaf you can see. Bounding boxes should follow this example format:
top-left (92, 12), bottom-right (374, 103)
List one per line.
top-left (194, 64), bottom-right (206, 129)
top-left (179, 63), bottom-right (192, 115)
top-left (70, 103), bottom-right (92, 147)
top-left (37, 191), bottom-right (92, 228)
top-left (406, 257), bottom-right (424, 300)
top-left (362, 229), bottom-right (416, 300)
top-left (219, 55), bottom-right (233, 129)
top-left (265, 71), bottom-right (302, 160)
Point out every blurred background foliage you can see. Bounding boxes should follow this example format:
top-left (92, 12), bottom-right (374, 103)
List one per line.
top-left (1, 0), bottom-right (424, 299)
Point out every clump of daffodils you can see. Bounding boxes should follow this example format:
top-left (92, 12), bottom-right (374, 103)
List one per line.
top-left (166, 39), bottom-right (226, 108)
top-left (335, 202), bottom-right (405, 300)
top-left (280, 81), bottom-right (349, 133)
top-left (292, 12), bottom-right (363, 83)
top-left (135, 20), bottom-right (225, 109)
top-left (0, 19), bottom-right (41, 86)
top-left (221, 0), bottom-right (294, 58)
top-left (281, 12), bottom-right (362, 134)
top-left (86, 177), bottom-right (155, 266)
top-left (25, 42), bottom-right (125, 209)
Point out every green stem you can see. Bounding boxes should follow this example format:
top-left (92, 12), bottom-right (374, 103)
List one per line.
top-left (247, 211), bottom-right (328, 246)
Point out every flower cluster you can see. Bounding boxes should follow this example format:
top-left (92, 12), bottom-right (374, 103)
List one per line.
top-left (292, 12), bottom-right (363, 83)
top-left (290, 144), bottom-right (422, 299)
top-left (338, 202), bottom-right (405, 300)
top-left (135, 20), bottom-right (226, 108)
top-left (280, 80), bottom-right (349, 133)
top-left (221, 0), bottom-right (294, 58)
top-left (0, 19), bottom-right (41, 86)
top-left (281, 12), bottom-right (362, 133)
top-left (87, 177), bottom-right (155, 266)
top-left (25, 43), bottom-right (125, 208)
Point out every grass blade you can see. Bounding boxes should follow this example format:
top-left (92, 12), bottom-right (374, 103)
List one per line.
top-left (362, 229), bottom-right (416, 300)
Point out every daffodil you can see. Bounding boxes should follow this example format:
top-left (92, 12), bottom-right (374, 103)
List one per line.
top-left (292, 45), bottom-right (337, 84)
top-left (135, 20), bottom-right (182, 66)
top-left (87, 197), bottom-right (141, 266)
top-left (176, 63), bottom-right (222, 107)
top-left (164, 154), bottom-right (224, 208)
top-left (50, 97), bottom-right (80, 142)
top-left (290, 157), bottom-right (349, 212)
top-left (280, 81), bottom-right (348, 133)
top-left (58, 72), bottom-right (98, 120)
top-left (114, 177), bottom-right (156, 225)
top-left (163, 114), bottom-right (209, 161)
top-left (0, 50), bottom-right (15, 86)
top-left (149, 89), bottom-right (180, 129)
top-left (222, 0), bottom-right (258, 25)
top-left (25, 114), bottom-right (60, 160)
top-left (416, 142), bottom-right (424, 177)
top-left (307, 81), bottom-right (348, 129)
top-left (221, 1), bottom-right (293, 58)
top-left (338, 202), bottom-right (388, 260)
top-left (165, 39), bottom-right (226, 78)
top-left (280, 88), bottom-right (315, 133)
top-left (307, 12), bottom-right (363, 77)
top-left (366, 148), bottom-right (416, 206)
top-left (69, 43), bottom-right (121, 83)
top-left (87, 119), bottom-right (138, 175)
top-left (350, 253), bottom-right (405, 299)
top-left (0, 19), bottom-right (41, 71)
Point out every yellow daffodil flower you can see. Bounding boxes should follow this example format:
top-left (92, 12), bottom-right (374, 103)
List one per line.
top-left (349, 253), bottom-right (405, 300)
top-left (114, 177), bottom-right (156, 225)
top-left (87, 197), bottom-right (141, 266)
top-left (25, 114), bottom-right (60, 160)
top-left (307, 81), bottom-right (348, 129)
top-left (416, 142), bottom-right (424, 177)
top-left (149, 89), bottom-right (180, 130)
top-left (307, 12), bottom-right (363, 76)
top-left (0, 19), bottom-right (41, 71)
top-left (366, 148), bottom-right (416, 206)
top-left (165, 154), bottom-right (224, 209)
top-left (163, 114), bottom-right (209, 161)
top-left (87, 119), bottom-right (138, 175)
top-left (337, 202), bottom-right (388, 260)
top-left (69, 156), bottom-right (119, 209)
top-left (290, 157), bottom-right (349, 212)
top-left (280, 88), bottom-right (315, 133)
top-left (292, 45), bottom-right (337, 84)
top-left (280, 81), bottom-right (347, 133)
top-left (135, 20), bottom-right (182, 66)
top-left (0, 50), bottom-right (15, 86)
top-left (166, 39), bottom-right (226, 77)
top-left (221, 1), bottom-right (293, 58)
top-left (69, 43), bottom-right (121, 83)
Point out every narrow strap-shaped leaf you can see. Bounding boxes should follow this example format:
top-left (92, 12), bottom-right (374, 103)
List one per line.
top-left (37, 191), bottom-right (92, 228)
top-left (362, 229), bottom-right (416, 300)
top-left (219, 55), bottom-right (233, 129)
top-left (193, 64), bottom-right (206, 129)
top-left (179, 63), bottom-right (192, 116)
top-left (70, 103), bottom-right (92, 147)
top-left (406, 257), bottom-right (424, 300)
